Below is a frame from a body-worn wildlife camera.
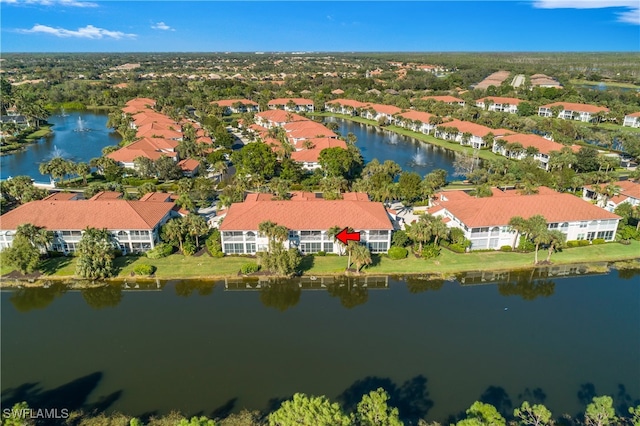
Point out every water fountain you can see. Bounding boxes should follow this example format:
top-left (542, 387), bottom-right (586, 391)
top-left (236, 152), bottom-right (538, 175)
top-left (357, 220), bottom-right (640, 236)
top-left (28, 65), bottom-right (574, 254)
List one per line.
top-left (60, 107), bottom-right (68, 117)
top-left (412, 148), bottom-right (427, 166)
top-left (74, 116), bottom-right (90, 132)
top-left (51, 145), bottom-right (64, 159)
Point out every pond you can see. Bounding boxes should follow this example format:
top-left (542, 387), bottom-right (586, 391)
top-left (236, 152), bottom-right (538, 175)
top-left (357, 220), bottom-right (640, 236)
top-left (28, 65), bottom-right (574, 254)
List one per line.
top-left (2, 269), bottom-right (639, 423)
top-left (0, 112), bottom-right (122, 182)
top-left (324, 117), bottom-right (458, 177)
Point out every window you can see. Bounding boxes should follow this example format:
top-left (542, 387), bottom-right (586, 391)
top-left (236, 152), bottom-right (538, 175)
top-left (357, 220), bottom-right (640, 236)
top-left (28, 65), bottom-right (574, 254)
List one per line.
top-left (548, 223), bottom-right (558, 229)
top-left (368, 242), bottom-right (388, 253)
top-left (597, 230), bottom-right (613, 240)
top-left (223, 243), bottom-right (245, 254)
top-left (246, 243), bottom-right (256, 253)
top-left (323, 242), bottom-right (334, 253)
top-left (579, 222), bottom-right (588, 228)
top-left (245, 231), bottom-right (256, 241)
top-left (368, 230), bottom-right (388, 237)
top-left (577, 234), bottom-right (585, 240)
top-left (300, 242), bottom-right (322, 253)
top-left (586, 232), bottom-right (596, 241)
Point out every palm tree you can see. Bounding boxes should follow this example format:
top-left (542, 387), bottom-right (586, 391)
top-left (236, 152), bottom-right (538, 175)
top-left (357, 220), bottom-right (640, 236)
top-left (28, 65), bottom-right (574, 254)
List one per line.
top-left (430, 218), bottom-right (450, 246)
top-left (508, 216), bottom-right (528, 250)
top-left (76, 162), bottom-right (91, 186)
top-left (16, 223), bottom-right (53, 254)
top-left (162, 219), bottom-right (186, 253)
top-left (545, 230), bottom-right (566, 263)
top-left (183, 214), bottom-right (209, 247)
top-left (407, 215), bottom-right (433, 252)
top-left (351, 243), bottom-right (372, 273)
top-left (528, 215), bottom-right (549, 265)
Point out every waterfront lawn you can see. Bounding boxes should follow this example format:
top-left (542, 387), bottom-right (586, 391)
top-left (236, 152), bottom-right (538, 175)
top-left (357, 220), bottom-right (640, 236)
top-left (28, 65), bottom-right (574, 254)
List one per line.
top-left (2, 242), bottom-right (637, 281)
top-left (295, 241), bottom-right (640, 276)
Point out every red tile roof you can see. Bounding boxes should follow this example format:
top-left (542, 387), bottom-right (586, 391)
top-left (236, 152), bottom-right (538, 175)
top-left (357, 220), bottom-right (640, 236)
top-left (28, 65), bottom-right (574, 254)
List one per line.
top-left (540, 102), bottom-right (609, 114)
top-left (440, 119), bottom-right (495, 137)
top-left (626, 112), bottom-right (640, 118)
top-left (220, 193), bottom-right (393, 231)
top-left (499, 133), bottom-right (580, 155)
top-left (290, 138), bottom-right (347, 163)
top-left (284, 121), bottom-right (338, 140)
top-left (0, 197), bottom-right (174, 231)
top-left (178, 158), bottom-right (200, 172)
top-left (440, 187), bottom-right (619, 227)
top-left (89, 191), bottom-right (123, 200)
top-left (368, 103), bottom-right (402, 115)
top-left (136, 123), bottom-right (182, 139)
top-left (397, 110), bottom-right (435, 123)
top-left (326, 99), bottom-right (370, 109)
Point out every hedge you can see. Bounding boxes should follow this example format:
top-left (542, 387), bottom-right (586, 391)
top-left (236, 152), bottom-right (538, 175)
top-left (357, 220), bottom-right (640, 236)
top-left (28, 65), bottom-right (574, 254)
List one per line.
top-left (133, 264), bottom-right (156, 276)
top-left (388, 246), bottom-right (408, 260)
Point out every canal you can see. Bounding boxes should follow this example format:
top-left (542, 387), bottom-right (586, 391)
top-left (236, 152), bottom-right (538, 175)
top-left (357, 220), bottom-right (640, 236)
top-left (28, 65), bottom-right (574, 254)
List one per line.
top-left (1, 269), bottom-right (638, 423)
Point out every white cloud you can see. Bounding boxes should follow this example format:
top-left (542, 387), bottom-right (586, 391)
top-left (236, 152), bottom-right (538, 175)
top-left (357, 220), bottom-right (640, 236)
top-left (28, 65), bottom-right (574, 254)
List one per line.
top-left (151, 21), bottom-right (174, 31)
top-left (0, 0), bottom-right (98, 7)
top-left (19, 24), bottom-right (136, 39)
top-left (533, 0), bottom-right (639, 24)
top-left (617, 7), bottom-right (640, 24)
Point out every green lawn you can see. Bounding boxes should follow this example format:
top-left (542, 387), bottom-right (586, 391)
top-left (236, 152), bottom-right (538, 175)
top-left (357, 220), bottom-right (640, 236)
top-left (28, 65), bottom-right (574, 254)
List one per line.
top-left (570, 79), bottom-right (640, 90)
top-left (24, 126), bottom-right (53, 140)
top-left (8, 241), bottom-right (636, 282)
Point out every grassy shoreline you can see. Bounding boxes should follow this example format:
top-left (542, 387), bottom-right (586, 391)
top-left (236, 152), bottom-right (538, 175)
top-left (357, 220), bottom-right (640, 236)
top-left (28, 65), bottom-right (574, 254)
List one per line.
top-left (1, 241), bottom-right (638, 287)
top-left (0, 125), bottom-right (53, 155)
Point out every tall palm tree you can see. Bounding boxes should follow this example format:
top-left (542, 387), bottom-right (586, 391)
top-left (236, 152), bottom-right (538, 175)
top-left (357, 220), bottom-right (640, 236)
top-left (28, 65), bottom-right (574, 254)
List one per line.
top-left (528, 215), bottom-right (549, 265)
top-left (430, 219), bottom-right (450, 246)
top-left (407, 215), bottom-right (433, 252)
top-left (183, 214), bottom-right (209, 247)
top-left (545, 230), bottom-right (566, 263)
top-left (76, 162), bottom-right (91, 186)
top-left (508, 216), bottom-right (528, 250)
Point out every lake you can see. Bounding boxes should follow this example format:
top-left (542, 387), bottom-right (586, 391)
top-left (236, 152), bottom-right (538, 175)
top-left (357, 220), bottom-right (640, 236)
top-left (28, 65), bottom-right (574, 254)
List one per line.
top-left (2, 269), bottom-right (638, 423)
top-left (325, 117), bottom-right (458, 177)
top-left (0, 112), bottom-right (122, 182)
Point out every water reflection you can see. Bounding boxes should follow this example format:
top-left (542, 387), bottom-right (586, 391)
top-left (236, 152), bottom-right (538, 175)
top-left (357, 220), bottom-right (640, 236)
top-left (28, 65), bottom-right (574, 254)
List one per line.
top-left (81, 285), bottom-right (123, 309)
top-left (8, 283), bottom-right (68, 312)
top-left (7, 265), bottom-right (638, 312)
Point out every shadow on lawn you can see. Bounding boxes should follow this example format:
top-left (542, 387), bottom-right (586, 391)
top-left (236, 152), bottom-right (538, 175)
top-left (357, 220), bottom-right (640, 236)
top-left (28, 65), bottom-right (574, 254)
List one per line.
top-left (39, 256), bottom-right (72, 275)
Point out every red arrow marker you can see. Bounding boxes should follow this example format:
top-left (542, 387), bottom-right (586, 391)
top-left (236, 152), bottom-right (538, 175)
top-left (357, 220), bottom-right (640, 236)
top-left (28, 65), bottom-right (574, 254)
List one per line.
top-left (336, 227), bottom-right (360, 245)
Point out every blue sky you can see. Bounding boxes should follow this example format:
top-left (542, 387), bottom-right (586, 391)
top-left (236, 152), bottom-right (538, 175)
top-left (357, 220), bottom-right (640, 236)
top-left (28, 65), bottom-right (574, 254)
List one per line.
top-left (1, 0), bottom-right (639, 52)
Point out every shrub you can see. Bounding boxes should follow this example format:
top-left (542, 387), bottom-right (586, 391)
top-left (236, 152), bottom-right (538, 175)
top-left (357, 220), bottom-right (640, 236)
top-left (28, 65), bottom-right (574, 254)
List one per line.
top-left (592, 238), bottom-right (606, 245)
top-left (206, 230), bottom-right (224, 257)
top-left (146, 243), bottom-right (174, 259)
top-left (240, 263), bottom-right (260, 274)
top-left (315, 251), bottom-right (326, 256)
top-left (388, 246), bottom-right (408, 260)
top-left (448, 243), bottom-right (468, 253)
top-left (392, 230), bottom-right (411, 247)
top-left (500, 245), bottom-right (512, 252)
top-left (517, 239), bottom-right (535, 252)
top-left (182, 241), bottom-right (196, 256)
top-left (579, 240), bottom-right (590, 246)
top-left (421, 244), bottom-right (441, 259)
top-left (567, 240), bottom-right (580, 248)
top-left (133, 264), bottom-right (156, 276)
